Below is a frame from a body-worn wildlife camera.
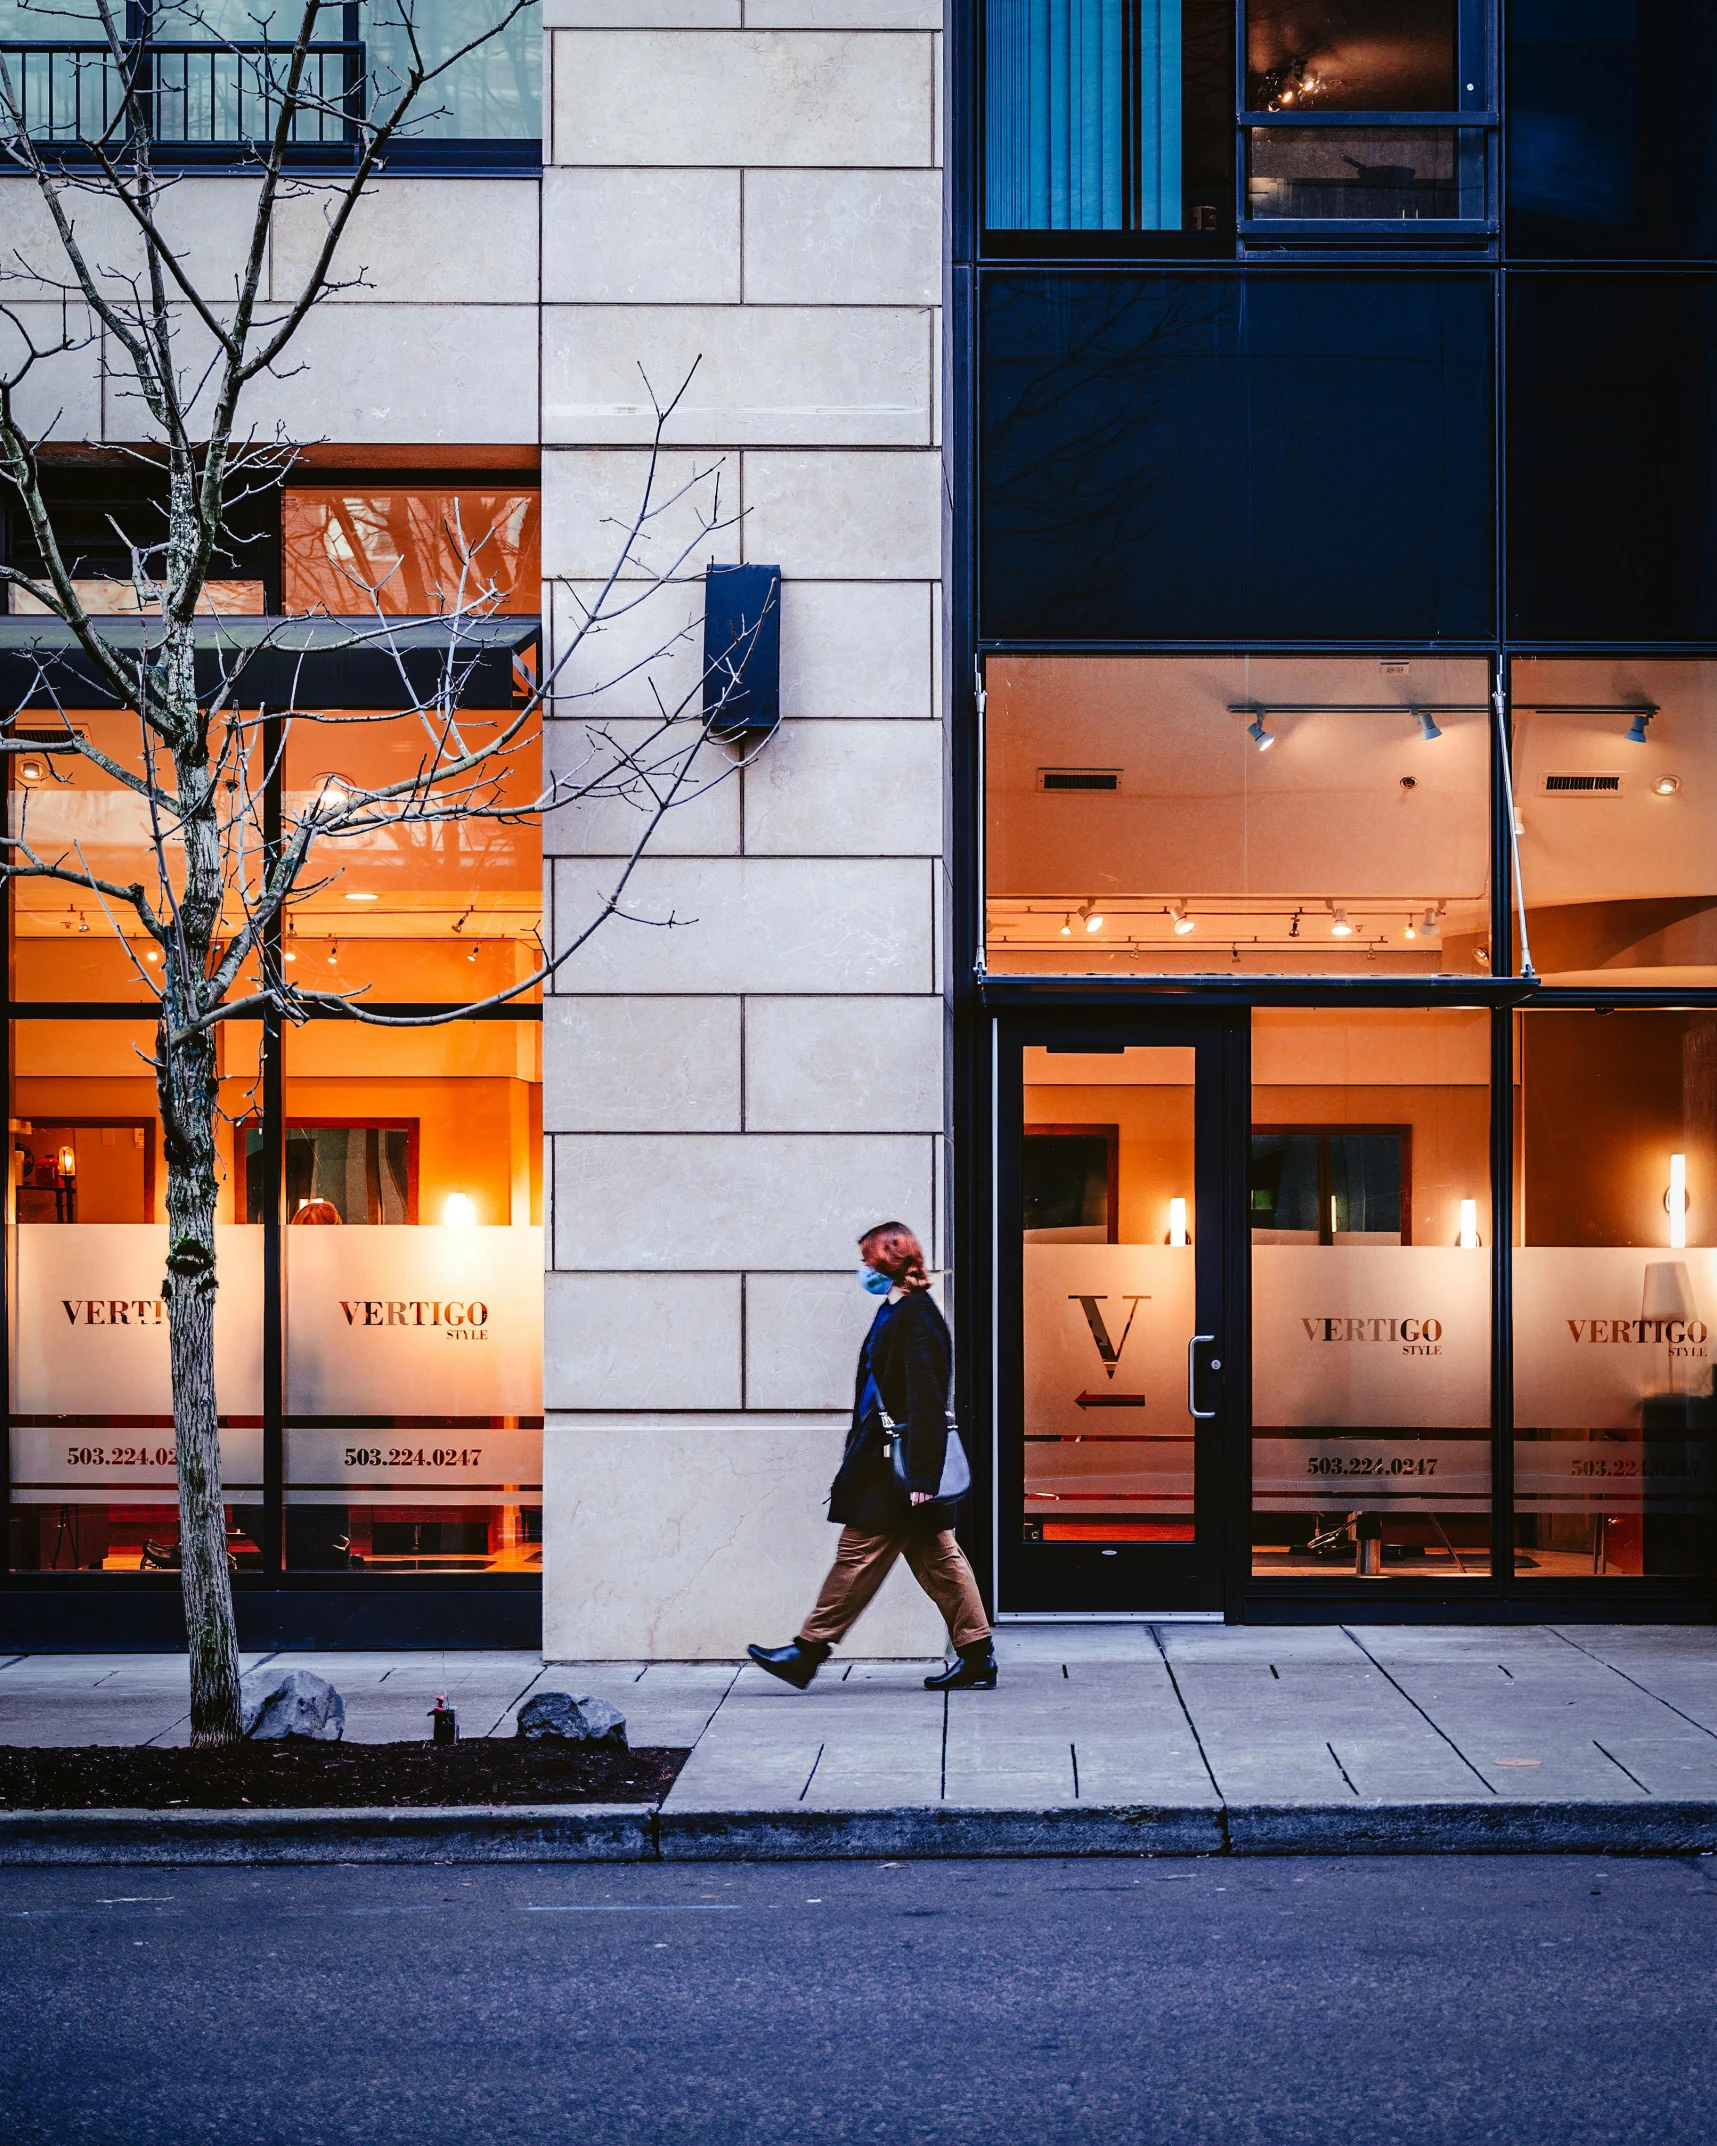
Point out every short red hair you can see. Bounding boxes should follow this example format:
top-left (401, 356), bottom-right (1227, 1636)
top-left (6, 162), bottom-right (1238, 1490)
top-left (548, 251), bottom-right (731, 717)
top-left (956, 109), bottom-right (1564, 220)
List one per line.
top-left (859, 1221), bottom-right (929, 1291)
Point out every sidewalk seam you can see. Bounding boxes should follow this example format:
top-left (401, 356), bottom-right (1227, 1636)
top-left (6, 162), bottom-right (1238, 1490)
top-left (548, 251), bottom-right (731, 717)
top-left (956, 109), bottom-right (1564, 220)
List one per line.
top-left (1549, 1629), bottom-right (1717, 1744)
top-left (1341, 1628), bottom-right (1497, 1795)
top-left (1150, 1624), bottom-right (1224, 1803)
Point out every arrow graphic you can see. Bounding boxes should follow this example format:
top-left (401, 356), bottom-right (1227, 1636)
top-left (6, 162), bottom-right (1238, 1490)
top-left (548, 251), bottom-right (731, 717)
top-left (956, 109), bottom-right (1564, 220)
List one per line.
top-left (1074, 1391), bottom-right (1148, 1410)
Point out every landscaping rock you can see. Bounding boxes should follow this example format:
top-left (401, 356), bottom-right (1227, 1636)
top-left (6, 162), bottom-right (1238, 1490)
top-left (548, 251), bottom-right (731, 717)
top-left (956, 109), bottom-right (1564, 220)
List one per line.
top-left (240, 1667), bottom-right (346, 1742)
top-left (516, 1692), bottom-right (628, 1747)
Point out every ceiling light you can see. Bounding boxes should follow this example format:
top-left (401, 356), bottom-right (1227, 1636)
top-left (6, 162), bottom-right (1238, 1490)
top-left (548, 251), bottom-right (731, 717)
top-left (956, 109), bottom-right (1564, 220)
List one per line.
top-left (344, 890), bottom-right (378, 902)
top-left (1169, 903), bottom-right (1195, 936)
top-left (1656, 775), bottom-right (1681, 795)
top-left (1080, 901), bottom-right (1104, 934)
top-left (467, 940), bottom-right (481, 960)
top-left (1246, 716), bottom-right (1275, 752)
top-left (1625, 710), bottom-right (1653, 744)
top-left (283, 949), bottom-right (297, 964)
top-left (145, 946), bottom-right (160, 964)
top-left (1330, 907), bottom-right (1354, 937)
top-left (1060, 914), bottom-right (1073, 937)
top-left (1414, 709), bottom-right (1443, 743)
top-left (326, 941), bottom-right (338, 965)
top-left (18, 759), bottom-right (44, 784)
top-left (1404, 918), bottom-right (1417, 939)
top-left (1421, 908), bottom-right (1440, 938)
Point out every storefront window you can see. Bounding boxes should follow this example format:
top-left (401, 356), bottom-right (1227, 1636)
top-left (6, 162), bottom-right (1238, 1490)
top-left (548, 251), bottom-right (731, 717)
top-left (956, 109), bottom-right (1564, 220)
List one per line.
top-left (985, 654), bottom-right (1493, 975)
top-left (1250, 1008), bottom-right (1492, 1578)
top-left (1511, 659), bottom-right (1717, 987)
top-left (282, 490), bottom-right (540, 616)
top-left (1513, 1012), bottom-right (1717, 1580)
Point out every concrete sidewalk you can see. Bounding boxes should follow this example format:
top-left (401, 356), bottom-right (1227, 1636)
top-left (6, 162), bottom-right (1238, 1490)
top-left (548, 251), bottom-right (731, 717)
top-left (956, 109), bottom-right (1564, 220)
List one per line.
top-left (5, 1626), bottom-right (1717, 1857)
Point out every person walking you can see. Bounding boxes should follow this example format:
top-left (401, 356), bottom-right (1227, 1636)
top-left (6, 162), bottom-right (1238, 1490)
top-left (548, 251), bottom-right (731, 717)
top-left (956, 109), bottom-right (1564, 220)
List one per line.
top-left (747, 1221), bottom-right (997, 1692)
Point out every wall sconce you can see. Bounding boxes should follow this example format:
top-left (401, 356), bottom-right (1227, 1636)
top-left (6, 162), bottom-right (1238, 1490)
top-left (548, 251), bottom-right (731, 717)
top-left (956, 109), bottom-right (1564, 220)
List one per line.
top-left (1667, 1153), bottom-right (1687, 1249)
top-left (1079, 901), bottom-right (1104, 934)
top-left (57, 1145), bottom-right (76, 1181)
top-left (444, 1193), bottom-right (476, 1228)
top-left (1329, 907), bottom-right (1354, 937)
top-left (1414, 709), bottom-right (1443, 743)
top-left (1246, 716), bottom-right (1275, 752)
top-left (1169, 903), bottom-right (1195, 936)
top-left (1168, 1198), bottom-right (1189, 1247)
top-left (1625, 710), bottom-right (1653, 744)
top-left (1458, 1199), bottom-right (1480, 1249)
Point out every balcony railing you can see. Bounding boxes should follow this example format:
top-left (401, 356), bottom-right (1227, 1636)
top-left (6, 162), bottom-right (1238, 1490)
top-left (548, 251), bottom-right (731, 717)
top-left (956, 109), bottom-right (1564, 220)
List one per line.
top-left (0, 39), bottom-right (361, 149)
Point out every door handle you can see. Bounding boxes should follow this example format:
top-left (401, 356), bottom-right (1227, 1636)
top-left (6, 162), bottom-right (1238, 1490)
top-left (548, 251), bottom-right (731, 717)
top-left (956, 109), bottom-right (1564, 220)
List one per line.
top-left (1187, 1334), bottom-right (1218, 1420)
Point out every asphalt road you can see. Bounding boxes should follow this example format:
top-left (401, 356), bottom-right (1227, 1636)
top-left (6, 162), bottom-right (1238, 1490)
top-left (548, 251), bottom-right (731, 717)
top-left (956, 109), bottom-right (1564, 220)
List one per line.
top-left (2, 1854), bottom-right (1715, 2145)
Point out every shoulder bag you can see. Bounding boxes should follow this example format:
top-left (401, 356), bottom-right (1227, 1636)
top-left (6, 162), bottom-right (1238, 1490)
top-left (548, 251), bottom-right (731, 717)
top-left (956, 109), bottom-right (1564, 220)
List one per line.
top-left (879, 1406), bottom-right (971, 1503)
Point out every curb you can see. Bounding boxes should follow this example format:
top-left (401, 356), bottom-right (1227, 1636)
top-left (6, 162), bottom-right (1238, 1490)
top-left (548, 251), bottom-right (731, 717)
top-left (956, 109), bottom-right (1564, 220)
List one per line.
top-left (2, 1799), bottom-right (1715, 1864)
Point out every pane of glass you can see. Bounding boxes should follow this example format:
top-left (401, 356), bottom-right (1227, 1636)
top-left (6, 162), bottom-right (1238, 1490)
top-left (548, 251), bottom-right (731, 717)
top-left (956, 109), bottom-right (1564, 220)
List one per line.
top-left (7, 1020), bottom-right (264, 1572)
top-left (1250, 1009), bottom-right (1492, 1580)
top-left (1021, 1046), bottom-right (1197, 1545)
top-left (1508, 0), bottom-right (1717, 262)
top-left (1513, 1012), bottom-right (1717, 1580)
top-left (1247, 126), bottom-right (1482, 220)
top-left (281, 489), bottom-right (540, 616)
top-left (984, 0), bottom-right (1232, 236)
top-left (1512, 660), bottom-right (1717, 987)
top-left (282, 1017), bottom-right (543, 1572)
top-left (365, 0), bottom-right (541, 141)
top-left (1506, 276), bottom-right (1717, 643)
top-left (986, 655), bottom-right (1492, 976)
top-left (980, 273), bottom-right (1495, 641)
top-left (1245, 0), bottom-right (1458, 110)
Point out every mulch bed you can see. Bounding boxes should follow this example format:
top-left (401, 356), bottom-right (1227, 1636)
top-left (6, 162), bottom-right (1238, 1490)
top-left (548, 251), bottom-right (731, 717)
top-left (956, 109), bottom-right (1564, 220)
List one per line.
top-left (0, 1739), bottom-right (690, 1811)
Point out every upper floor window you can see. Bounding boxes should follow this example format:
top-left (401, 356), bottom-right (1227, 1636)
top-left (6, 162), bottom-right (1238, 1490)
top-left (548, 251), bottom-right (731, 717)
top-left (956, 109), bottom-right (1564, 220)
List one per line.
top-left (0, 1), bottom-right (539, 165)
top-left (983, 0), bottom-right (1494, 250)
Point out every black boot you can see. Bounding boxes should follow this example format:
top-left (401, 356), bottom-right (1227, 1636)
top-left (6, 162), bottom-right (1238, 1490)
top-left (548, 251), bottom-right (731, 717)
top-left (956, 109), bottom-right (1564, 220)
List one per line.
top-left (747, 1637), bottom-right (830, 1690)
top-left (925, 1639), bottom-right (998, 1691)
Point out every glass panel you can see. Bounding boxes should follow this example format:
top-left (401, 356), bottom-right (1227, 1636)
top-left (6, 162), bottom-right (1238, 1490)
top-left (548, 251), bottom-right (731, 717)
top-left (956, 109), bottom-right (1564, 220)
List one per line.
top-left (282, 1017), bottom-right (543, 1572)
top-left (1513, 1012), bottom-right (1717, 1580)
top-left (1247, 126), bottom-right (1481, 220)
top-left (1507, 0), bottom-right (1717, 262)
top-left (1506, 276), bottom-right (1717, 643)
top-left (365, 0), bottom-right (540, 141)
top-left (985, 655), bottom-right (1492, 976)
top-left (1512, 660), bottom-right (1717, 987)
top-left (281, 489), bottom-right (540, 616)
top-left (1250, 1009), bottom-right (1492, 1580)
top-left (1020, 1045), bottom-right (1197, 1545)
top-left (1245, 0), bottom-right (1457, 110)
top-left (6, 1020), bottom-right (264, 1572)
top-left (281, 703), bottom-right (541, 1002)
top-left (980, 273), bottom-right (1495, 641)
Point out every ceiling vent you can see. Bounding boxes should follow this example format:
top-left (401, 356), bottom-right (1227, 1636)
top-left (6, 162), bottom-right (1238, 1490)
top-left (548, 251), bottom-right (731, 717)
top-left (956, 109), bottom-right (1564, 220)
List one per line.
top-left (1038, 768), bottom-right (1120, 793)
top-left (1541, 772), bottom-right (1622, 795)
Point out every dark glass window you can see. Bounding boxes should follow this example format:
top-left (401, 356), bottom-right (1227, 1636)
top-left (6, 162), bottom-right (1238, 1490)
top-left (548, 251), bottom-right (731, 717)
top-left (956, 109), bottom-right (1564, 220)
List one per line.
top-left (1023, 1129), bottom-right (1118, 1241)
top-left (1507, 276), bottom-right (1717, 642)
top-left (1250, 1130), bottom-right (1407, 1242)
top-left (1245, 0), bottom-right (1458, 111)
top-left (1507, 0), bottom-right (1717, 260)
top-left (980, 273), bottom-right (1494, 640)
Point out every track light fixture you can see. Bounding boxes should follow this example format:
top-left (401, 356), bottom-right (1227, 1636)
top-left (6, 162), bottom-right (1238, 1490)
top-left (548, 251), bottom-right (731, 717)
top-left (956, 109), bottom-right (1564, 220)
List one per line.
top-left (1246, 716), bottom-right (1275, 752)
top-left (1079, 901), bottom-right (1104, 934)
top-left (1626, 709), bottom-right (1653, 744)
top-left (1329, 907), bottom-right (1354, 937)
top-left (1414, 709), bottom-right (1443, 743)
top-left (1169, 903), bottom-right (1195, 936)
top-left (1059, 914), bottom-right (1073, 937)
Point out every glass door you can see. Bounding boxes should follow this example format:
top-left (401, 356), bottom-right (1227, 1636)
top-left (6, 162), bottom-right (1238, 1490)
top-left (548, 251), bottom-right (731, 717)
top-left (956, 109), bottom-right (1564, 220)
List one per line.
top-left (994, 1014), bottom-right (1235, 1613)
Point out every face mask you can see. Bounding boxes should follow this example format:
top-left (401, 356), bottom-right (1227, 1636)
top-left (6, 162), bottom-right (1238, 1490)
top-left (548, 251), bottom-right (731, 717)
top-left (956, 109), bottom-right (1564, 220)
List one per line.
top-left (859, 1264), bottom-right (893, 1296)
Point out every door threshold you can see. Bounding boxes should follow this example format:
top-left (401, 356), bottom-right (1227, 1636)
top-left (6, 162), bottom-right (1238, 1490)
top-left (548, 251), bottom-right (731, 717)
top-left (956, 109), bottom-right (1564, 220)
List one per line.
top-left (994, 1610), bottom-right (1224, 1623)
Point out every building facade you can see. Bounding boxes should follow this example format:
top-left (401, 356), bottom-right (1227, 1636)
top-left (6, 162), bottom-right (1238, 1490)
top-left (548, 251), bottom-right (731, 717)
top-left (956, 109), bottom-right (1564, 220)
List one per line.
top-left (1, 1), bottom-right (1715, 1649)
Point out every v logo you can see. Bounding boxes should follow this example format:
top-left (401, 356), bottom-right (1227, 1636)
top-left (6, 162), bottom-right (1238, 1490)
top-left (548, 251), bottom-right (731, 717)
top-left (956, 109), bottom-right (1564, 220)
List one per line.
top-left (1069, 1295), bottom-right (1148, 1381)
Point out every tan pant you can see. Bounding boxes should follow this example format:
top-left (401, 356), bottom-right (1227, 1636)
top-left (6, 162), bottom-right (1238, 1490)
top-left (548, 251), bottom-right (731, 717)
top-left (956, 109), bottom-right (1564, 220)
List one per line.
top-left (799, 1526), bottom-right (991, 1651)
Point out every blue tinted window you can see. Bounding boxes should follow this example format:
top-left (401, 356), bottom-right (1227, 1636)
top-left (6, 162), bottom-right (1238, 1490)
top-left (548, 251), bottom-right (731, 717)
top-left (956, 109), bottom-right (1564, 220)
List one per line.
top-left (1507, 0), bottom-right (1717, 258)
top-left (980, 273), bottom-right (1493, 640)
top-left (1507, 276), bottom-right (1717, 640)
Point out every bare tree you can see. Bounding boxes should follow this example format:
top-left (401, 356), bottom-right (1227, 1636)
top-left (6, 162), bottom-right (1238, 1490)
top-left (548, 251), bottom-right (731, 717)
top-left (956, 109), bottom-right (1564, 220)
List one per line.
top-left (0, 1), bottom-right (766, 1742)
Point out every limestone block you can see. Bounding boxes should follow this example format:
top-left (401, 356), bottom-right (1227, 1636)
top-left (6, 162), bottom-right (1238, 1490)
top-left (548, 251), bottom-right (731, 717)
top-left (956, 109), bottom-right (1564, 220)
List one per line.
top-left (743, 169), bottom-right (940, 306)
top-left (745, 1270), bottom-right (884, 1410)
top-left (544, 303), bottom-right (931, 448)
top-left (542, 1419), bottom-right (947, 1658)
top-left (742, 717), bottom-right (943, 856)
top-left (544, 0), bottom-right (738, 23)
top-left (543, 998), bottom-right (741, 1131)
top-left (543, 168), bottom-right (740, 303)
top-left (271, 180), bottom-right (538, 304)
top-left (551, 1132), bottom-right (934, 1269)
top-left (743, 994), bottom-right (943, 1133)
top-left (553, 30), bottom-right (933, 168)
top-left (548, 577), bottom-right (707, 723)
top-left (544, 1271), bottom-right (742, 1407)
top-left (742, 450), bottom-right (941, 579)
top-left (542, 449), bottom-right (732, 581)
top-left (243, 305), bottom-right (537, 444)
top-left (0, 305), bottom-right (102, 439)
top-left (549, 855), bottom-right (933, 993)
top-left (778, 581), bottom-right (934, 720)
top-left (543, 714), bottom-right (742, 859)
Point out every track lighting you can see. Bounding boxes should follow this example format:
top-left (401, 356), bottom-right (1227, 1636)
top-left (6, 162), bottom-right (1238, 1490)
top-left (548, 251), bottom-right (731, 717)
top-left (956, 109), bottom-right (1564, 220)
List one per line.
top-left (1404, 917), bottom-right (1416, 939)
top-left (326, 941), bottom-right (338, 966)
top-left (1246, 716), bottom-right (1275, 752)
top-left (1330, 907), bottom-right (1353, 937)
top-left (1169, 903), bottom-right (1195, 936)
top-left (1414, 709), bottom-right (1443, 743)
top-left (1059, 914), bottom-right (1073, 937)
top-left (1625, 710), bottom-right (1653, 744)
top-left (1421, 908), bottom-right (1440, 938)
top-left (1079, 901), bottom-right (1103, 934)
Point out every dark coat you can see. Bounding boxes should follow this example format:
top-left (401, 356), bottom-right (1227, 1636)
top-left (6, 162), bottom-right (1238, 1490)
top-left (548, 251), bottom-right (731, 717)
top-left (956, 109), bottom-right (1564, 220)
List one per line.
top-left (827, 1290), bottom-right (959, 1533)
